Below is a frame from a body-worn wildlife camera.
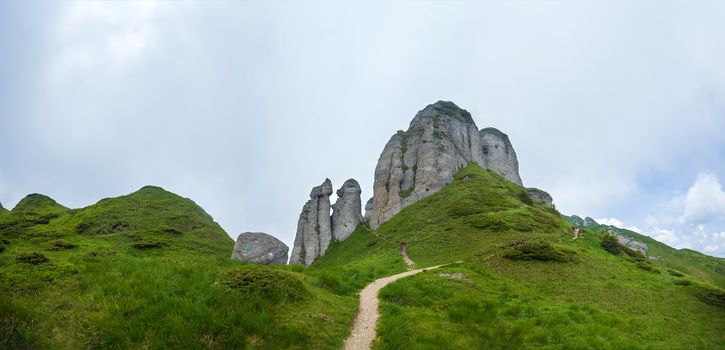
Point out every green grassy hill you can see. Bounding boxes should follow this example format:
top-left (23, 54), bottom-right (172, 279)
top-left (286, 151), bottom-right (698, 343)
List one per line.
top-left (0, 187), bottom-right (356, 349)
top-left (2, 166), bottom-right (723, 349)
top-left (317, 164), bottom-right (725, 349)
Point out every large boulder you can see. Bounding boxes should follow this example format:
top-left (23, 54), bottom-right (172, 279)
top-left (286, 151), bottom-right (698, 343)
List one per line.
top-left (289, 179), bottom-right (334, 265)
top-left (369, 101), bottom-right (523, 228)
top-left (331, 179), bottom-right (363, 241)
top-left (231, 232), bottom-right (289, 264)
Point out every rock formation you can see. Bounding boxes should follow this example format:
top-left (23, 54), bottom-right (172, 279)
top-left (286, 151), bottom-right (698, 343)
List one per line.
top-left (369, 101), bottom-right (523, 228)
top-left (363, 197), bottom-right (373, 223)
top-left (331, 179), bottom-right (363, 241)
top-left (231, 232), bottom-right (289, 264)
top-left (569, 215), bottom-right (584, 227)
top-left (289, 179), bottom-right (334, 265)
top-left (480, 128), bottom-right (523, 185)
top-left (527, 188), bottom-right (554, 208)
top-left (583, 217), bottom-right (598, 227)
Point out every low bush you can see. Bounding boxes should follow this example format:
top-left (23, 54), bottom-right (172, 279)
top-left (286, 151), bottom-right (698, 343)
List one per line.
top-left (47, 239), bottom-right (77, 251)
top-left (601, 234), bottom-right (623, 255)
top-left (668, 269), bottom-right (685, 277)
top-left (503, 241), bottom-right (572, 262)
top-left (132, 241), bottom-right (166, 249)
top-left (690, 283), bottom-right (725, 308)
top-left (636, 260), bottom-right (660, 273)
top-left (217, 264), bottom-right (308, 303)
top-left (15, 252), bottom-right (49, 265)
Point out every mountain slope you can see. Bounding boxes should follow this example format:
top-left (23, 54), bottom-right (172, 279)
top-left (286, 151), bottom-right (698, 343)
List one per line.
top-left (318, 164), bottom-right (725, 349)
top-left (0, 187), bottom-right (356, 349)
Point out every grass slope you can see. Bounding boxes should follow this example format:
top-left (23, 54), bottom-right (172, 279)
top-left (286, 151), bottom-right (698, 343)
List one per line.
top-left (319, 164), bottom-right (725, 349)
top-left (1, 187), bottom-right (355, 349)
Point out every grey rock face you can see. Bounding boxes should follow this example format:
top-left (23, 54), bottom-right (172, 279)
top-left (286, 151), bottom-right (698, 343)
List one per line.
top-left (527, 188), bottom-right (554, 208)
top-left (289, 179), bottom-right (334, 265)
top-left (331, 179), bottom-right (363, 241)
top-left (231, 232), bottom-right (289, 264)
top-left (583, 217), bottom-right (598, 227)
top-left (363, 197), bottom-right (373, 223)
top-left (369, 101), bottom-right (523, 228)
top-left (569, 215), bottom-right (585, 227)
top-left (480, 128), bottom-right (523, 185)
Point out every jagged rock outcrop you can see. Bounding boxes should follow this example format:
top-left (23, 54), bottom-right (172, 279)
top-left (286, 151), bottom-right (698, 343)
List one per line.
top-left (331, 179), bottom-right (363, 241)
top-left (289, 179), bottom-right (333, 265)
top-left (569, 215), bottom-right (585, 227)
top-left (369, 101), bottom-right (523, 228)
top-left (231, 232), bottom-right (289, 264)
top-left (363, 197), bottom-right (373, 223)
top-left (583, 217), bottom-right (598, 227)
top-left (527, 188), bottom-right (554, 208)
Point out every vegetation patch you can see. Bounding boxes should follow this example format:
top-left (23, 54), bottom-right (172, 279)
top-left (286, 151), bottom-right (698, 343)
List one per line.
top-left (217, 264), bottom-right (309, 303)
top-left (132, 240), bottom-right (167, 249)
top-left (47, 239), bottom-right (77, 251)
top-left (503, 241), bottom-right (574, 262)
top-left (15, 252), bottom-right (49, 265)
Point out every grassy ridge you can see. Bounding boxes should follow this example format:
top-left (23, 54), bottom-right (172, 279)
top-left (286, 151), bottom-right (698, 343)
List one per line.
top-left (319, 164), bottom-right (725, 349)
top-left (0, 187), bottom-right (355, 349)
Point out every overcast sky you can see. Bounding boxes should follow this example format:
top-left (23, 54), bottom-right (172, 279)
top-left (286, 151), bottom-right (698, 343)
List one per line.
top-left (1, 1), bottom-right (724, 257)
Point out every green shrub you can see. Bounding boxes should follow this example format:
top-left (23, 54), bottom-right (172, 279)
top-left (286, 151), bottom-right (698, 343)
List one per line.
top-left (601, 234), bottom-right (622, 255)
top-left (15, 252), bottom-right (49, 265)
top-left (132, 241), bottom-right (166, 249)
top-left (517, 190), bottom-right (533, 206)
top-left (690, 283), bottom-right (725, 308)
top-left (674, 279), bottom-right (693, 286)
top-left (503, 241), bottom-right (572, 262)
top-left (217, 265), bottom-right (308, 303)
top-left (636, 260), bottom-right (660, 273)
top-left (47, 239), bottom-right (77, 251)
top-left (668, 269), bottom-right (685, 277)
top-left (0, 245), bottom-right (5, 253)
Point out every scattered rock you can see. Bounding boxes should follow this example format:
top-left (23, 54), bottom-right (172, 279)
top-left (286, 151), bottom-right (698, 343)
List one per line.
top-left (616, 235), bottom-right (648, 254)
top-left (526, 187), bottom-right (554, 208)
top-left (289, 179), bottom-right (334, 265)
top-left (331, 179), bottom-right (363, 241)
top-left (439, 272), bottom-right (467, 280)
top-left (369, 101), bottom-right (524, 228)
top-left (231, 232), bottom-right (289, 265)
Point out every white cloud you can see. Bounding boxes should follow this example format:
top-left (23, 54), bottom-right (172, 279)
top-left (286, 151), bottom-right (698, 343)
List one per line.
top-left (594, 217), bottom-right (641, 233)
top-left (682, 171), bottom-right (725, 224)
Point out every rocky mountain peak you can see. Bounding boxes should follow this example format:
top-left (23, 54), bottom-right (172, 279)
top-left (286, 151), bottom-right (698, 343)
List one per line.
top-left (331, 179), bottom-right (363, 241)
top-left (369, 101), bottom-right (524, 228)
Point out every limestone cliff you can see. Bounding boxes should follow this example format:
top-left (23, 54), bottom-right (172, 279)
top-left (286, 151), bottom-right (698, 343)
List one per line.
top-left (369, 101), bottom-right (523, 228)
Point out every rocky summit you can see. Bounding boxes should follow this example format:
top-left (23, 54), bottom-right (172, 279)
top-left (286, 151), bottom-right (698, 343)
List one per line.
top-left (231, 232), bottom-right (289, 264)
top-left (289, 179), bottom-right (335, 265)
top-left (369, 101), bottom-right (523, 228)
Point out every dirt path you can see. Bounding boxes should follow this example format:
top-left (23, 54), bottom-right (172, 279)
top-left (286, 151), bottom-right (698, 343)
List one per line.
top-left (400, 243), bottom-right (414, 268)
top-left (342, 262), bottom-right (455, 350)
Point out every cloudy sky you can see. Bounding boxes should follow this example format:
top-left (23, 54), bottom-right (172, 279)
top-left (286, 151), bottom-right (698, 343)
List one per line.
top-left (1, 1), bottom-right (724, 257)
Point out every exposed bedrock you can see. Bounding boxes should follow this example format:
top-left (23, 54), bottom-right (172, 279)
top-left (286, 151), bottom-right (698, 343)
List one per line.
top-left (331, 179), bottom-right (363, 241)
top-left (289, 179), bottom-right (333, 265)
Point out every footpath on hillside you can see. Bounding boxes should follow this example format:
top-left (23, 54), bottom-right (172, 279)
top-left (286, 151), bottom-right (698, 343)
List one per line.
top-left (343, 244), bottom-right (459, 350)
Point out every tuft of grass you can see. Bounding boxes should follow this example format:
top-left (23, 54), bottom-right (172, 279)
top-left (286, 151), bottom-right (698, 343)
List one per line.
top-left (47, 239), bottom-right (77, 251)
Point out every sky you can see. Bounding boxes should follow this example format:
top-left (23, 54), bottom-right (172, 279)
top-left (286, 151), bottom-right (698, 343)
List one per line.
top-left (1, 1), bottom-right (724, 257)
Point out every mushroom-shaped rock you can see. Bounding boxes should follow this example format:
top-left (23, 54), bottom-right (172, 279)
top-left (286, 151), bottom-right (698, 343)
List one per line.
top-left (331, 179), bottom-right (363, 241)
top-left (231, 232), bottom-right (289, 265)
